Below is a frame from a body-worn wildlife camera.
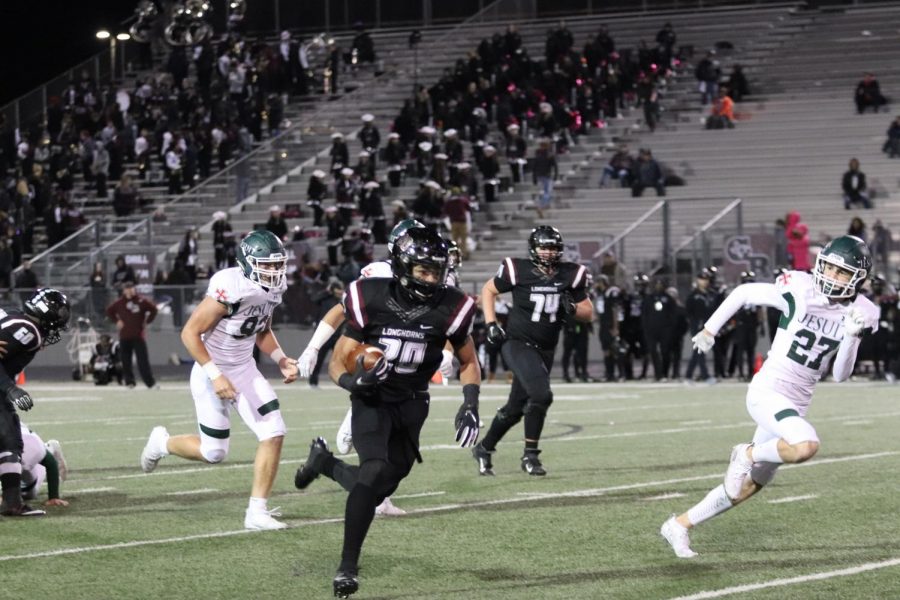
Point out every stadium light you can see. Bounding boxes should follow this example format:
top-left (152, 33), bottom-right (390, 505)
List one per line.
top-left (116, 33), bottom-right (131, 41)
top-left (96, 30), bottom-right (111, 40)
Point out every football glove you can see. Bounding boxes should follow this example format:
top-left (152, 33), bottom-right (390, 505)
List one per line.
top-left (843, 307), bottom-right (867, 338)
top-left (691, 329), bottom-right (715, 354)
top-left (7, 385), bottom-right (33, 411)
top-left (562, 292), bottom-right (577, 316)
top-left (486, 322), bottom-right (506, 346)
top-left (338, 355), bottom-right (389, 395)
top-left (454, 384), bottom-right (480, 448)
top-left (297, 345), bottom-right (319, 378)
top-left (438, 349), bottom-right (456, 380)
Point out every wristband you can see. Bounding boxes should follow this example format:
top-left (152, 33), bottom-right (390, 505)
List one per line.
top-left (203, 361), bottom-right (222, 380)
top-left (338, 372), bottom-right (356, 392)
top-left (462, 383), bottom-right (480, 408)
top-left (308, 322), bottom-right (337, 351)
top-left (270, 348), bottom-right (287, 364)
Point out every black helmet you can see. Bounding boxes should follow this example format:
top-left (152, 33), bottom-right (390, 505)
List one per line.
top-left (528, 225), bottom-right (564, 269)
top-left (391, 228), bottom-right (449, 302)
top-left (634, 272), bottom-right (650, 289)
top-left (24, 288), bottom-right (71, 346)
top-left (740, 270), bottom-right (756, 283)
top-left (446, 239), bottom-right (462, 271)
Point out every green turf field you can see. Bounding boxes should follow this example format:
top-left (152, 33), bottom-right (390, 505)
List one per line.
top-left (3, 380), bottom-right (900, 599)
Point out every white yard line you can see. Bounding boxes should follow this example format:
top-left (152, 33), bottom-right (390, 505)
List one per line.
top-left (2, 451), bottom-right (894, 563)
top-left (767, 494), bottom-right (818, 505)
top-left (165, 488), bottom-right (220, 496)
top-left (645, 492), bottom-right (687, 501)
top-left (666, 557), bottom-right (900, 600)
top-left (390, 491), bottom-right (446, 500)
top-left (67, 487), bottom-right (116, 494)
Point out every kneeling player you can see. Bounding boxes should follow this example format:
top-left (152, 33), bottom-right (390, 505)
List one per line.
top-left (661, 236), bottom-right (879, 557)
top-left (20, 424), bottom-right (68, 507)
top-left (293, 228), bottom-right (481, 598)
top-left (140, 230), bottom-right (299, 530)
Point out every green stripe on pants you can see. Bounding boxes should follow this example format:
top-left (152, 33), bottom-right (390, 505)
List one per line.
top-left (774, 408), bottom-right (799, 421)
top-left (200, 424), bottom-right (230, 439)
top-left (258, 399), bottom-right (280, 416)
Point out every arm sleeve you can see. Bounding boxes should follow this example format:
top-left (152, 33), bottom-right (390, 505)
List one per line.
top-left (705, 283), bottom-right (790, 335)
top-left (448, 295), bottom-right (478, 349)
top-left (341, 280), bottom-right (369, 339)
top-left (40, 451), bottom-right (61, 500)
top-left (832, 336), bottom-right (861, 383)
top-left (492, 258), bottom-right (516, 294)
top-left (568, 264), bottom-right (589, 302)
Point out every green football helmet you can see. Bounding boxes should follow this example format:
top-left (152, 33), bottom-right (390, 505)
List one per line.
top-left (813, 235), bottom-right (871, 299)
top-left (237, 229), bottom-right (288, 289)
top-left (387, 218), bottom-right (425, 254)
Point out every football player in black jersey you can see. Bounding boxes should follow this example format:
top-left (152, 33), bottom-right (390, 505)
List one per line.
top-left (293, 228), bottom-right (481, 599)
top-left (474, 225), bottom-right (593, 476)
top-left (0, 288), bottom-right (70, 517)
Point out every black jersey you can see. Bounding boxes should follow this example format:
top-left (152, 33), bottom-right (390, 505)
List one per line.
top-left (343, 278), bottom-right (476, 401)
top-left (0, 308), bottom-right (43, 380)
top-left (493, 257), bottom-right (589, 350)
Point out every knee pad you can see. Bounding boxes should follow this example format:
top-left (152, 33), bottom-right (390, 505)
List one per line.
top-left (357, 458), bottom-right (389, 489)
top-left (495, 407), bottom-right (523, 427)
top-left (524, 391), bottom-right (553, 417)
top-left (199, 438), bottom-right (229, 464)
top-left (750, 462), bottom-right (780, 487)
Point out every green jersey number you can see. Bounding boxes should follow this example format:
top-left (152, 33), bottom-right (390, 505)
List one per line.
top-left (786, 329), bottom-right (840, 370)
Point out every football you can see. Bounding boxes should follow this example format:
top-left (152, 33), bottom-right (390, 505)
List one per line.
top-left (344, 343), bottom-right (385, 373)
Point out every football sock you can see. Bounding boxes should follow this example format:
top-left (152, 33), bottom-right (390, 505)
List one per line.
top-left (1, 473), bottom-right (23, 508)
top-left (248, 497), bottom-right (268, 512)
top-left (523, 413), bottom-right (546, 443)
top-left (751, 439), bottom-right (784, 464)
top-left (331, 462), bottom-right (359, 493)
top-left (524, 440), bottom-right (539, 452)
top-left (341, 482), bottom-right (378, 569)
top-left (686, 484), bottom-right (733, 526)
top-left (481, 417), bottom-right (515, 452)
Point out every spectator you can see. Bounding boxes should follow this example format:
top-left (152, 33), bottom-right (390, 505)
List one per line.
top-left (855, 72), bottom-right (887, 114)
top-left (358, 114), bottom-right (381, 163)
top-left (324, 206), bottom-right (345, 266)
top-left (91, 139), bottom-right (110, 198)
top-left (88, 261), bottom-right (108, 320)
top-left (685, 269), bottom-right (716, 383)
top-left (706, 88), bottom-right (735, 129)
top-left (599, 251), bottom-right (629, 291)
top-left (307, 169), bottom-right (328, 226)
top-left (265, 205), bottom-right (288, 240)
top-left (360, 181), bottom-right (387, 244)
top-left (727, 64), bottom-right (749, 102)
top-left (443, 187), bottom-right (472, 260)
top-left (599, 144), bottom-right (634, 187)
top-left (165, 145), bottom-right (183, 195)
top-left (177, 228), bottom-right (200, 282)
top-left (784, 211), bottom-right (811, 270)
top-left (870, 220), bottom-right (891, 271)
top-left (111, 255), bottom-right (137, 291)
top-left (112, 175), bottom-right (140, 217)
top-left (882, 115), bottom-right (900, 158)
top-left (631, 148), bottom-right (665, 197)
top-left (0, 239), bottom-right (12, 289)
top-left (656, 22), bottom-right (677, 69)
top-left (329, 133), bottom-right (349, 179)
top-left (335, 168), bottom-right (357, 227)
top-left (695, 51), bottom-right (720, 105)
top-left (842, 158), bottom-right (871, 209)
top-left (212, 211), bottom-right (232, 271)
top-left (14, 260), bottom-right (39, 303)
top-left (532, 138), bottom-right (559, 218)
top-left (105, 282), bottom-right (158, 390)
top-left (479, 145), bottom-right (501, 203)
top-left (352, 23), bottom-right (376, 64)
top-left (384, 133), bottom-right (406, 188)
top-left (505, 123), bottom-right (527, 184)
top-left (848, 216), bottom-right (867, 243)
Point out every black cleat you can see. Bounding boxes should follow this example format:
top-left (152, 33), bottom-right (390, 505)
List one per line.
top-left (333, 569), bottom-right (359, 598)
top-left (294, 437), bottom-right (331, 490)
top-left (472, 442), bottom-right (495, 476)
top-left (521, 450), bottom-right (547, 476)
top-left (0, 503), bottom-right (46, 517)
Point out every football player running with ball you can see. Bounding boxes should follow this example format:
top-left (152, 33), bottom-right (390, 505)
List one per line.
top-left (293, 228), bottom-right (481, 598)
top-left (0, 288), bottom-right (70, 517)
top-left (140, 230), bottom-right (299, 530)
top-left (473, 225), bottom-right (593, 476)
top-left (661, 235), bottom-right (880, 558)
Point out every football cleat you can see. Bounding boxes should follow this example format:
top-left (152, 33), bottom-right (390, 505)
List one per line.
top-left (46, 439), bottom-right (67, 482)
top-left (333, 568), bottom-right (359, 598)
top-left (374, 497), bottom-right (406, 516)
top-left (472, 443), bottom-right (495, 476)
top-left (660, 515), bottom-right (698, 558)
top-left (1, 503), bottom-right (46, 517)
top-left (244, 506), bottom-right (287, 530)
top-left (336, 408), bottom-right (354, 455)
top-left (294, 437), bottom-right (331, 490)
top-left (521, 450), bottom-right (547, 476)
top-left (140, 426), bottom-right (169, 473)
top-left (724, 443), bottom-right (754, 499)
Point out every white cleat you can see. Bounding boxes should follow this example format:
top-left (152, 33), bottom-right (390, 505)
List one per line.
top-left (660, 515), bottom-right (698, 558)
top-left (724, 443), bottom-right (754, 499)
top-left (244, 507), bottom-right (288, 530)
top-left (374, 497), bottom-right (406, 517)
top-left (336, 407), bottom-right (354, 455)
top-left (140, 426), bottom-right (169, 473)
top-left (45, 439), bottom-right (68, 482)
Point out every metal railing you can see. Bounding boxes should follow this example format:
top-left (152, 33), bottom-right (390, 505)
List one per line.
top-left (664, 197), bottom-right (744, 276)
top-left (592, 201), bottom-right (668, 273)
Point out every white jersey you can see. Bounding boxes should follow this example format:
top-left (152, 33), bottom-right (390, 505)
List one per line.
top-left (706, 271), bottom-right (879, 399)
top-left (20, 424), bottom-right (46, 473)
top-left (202, 268), bottom-right (286, 367)
top-left (358, 259), bottom-right (460, 287)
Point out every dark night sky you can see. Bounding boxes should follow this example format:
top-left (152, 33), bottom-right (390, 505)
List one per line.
top-left (1, 1), bottom-right (134, 104)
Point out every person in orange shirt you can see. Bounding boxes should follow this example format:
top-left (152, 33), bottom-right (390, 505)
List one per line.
top-left (706, 88), bottom-right (735, 129)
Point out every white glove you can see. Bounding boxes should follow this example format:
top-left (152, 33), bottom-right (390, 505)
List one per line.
top-left (297, 346), bottom-right (320, 378)
top-left (438, 349), bottom-right (456, 381)
top-left (843, 307), bottom-right (866, 338)
top-left (691, 329), bottom-right (715, 354)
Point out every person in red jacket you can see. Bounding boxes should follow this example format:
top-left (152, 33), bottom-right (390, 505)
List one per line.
top-left (784, 211), bottom-right (811, 271)
top-left (105, 282), bottom-right (158, 389)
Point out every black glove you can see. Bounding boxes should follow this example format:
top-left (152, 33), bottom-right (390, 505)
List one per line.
top-left (562, 292), bottom-right (577, 316)
top-left (454, 384), bottom-right (480, 448)
top-left (338, 355), bottom-right (389, 395)
top-left (486, 322), bottom-right (506, 346)
top-left (7, 385), bottom-right (33, 411)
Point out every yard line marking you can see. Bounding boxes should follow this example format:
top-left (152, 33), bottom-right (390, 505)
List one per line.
top-left (645, 493), bottom-right (687, 501)
top-left (1, 451), bottom-right (894, 563)
top-left (768, 494), bottom-right (817, 505)
top-left (391, 491), bottom-right (446, 500)
top-left (842, 420), bottom-right (872, 426)
top-left (666, 557), bottom-right (900, 600)
top-left (679, 420), bottom-right (712, 426)
top-left (70, 487), bottom-right (116, 494)
top-left (31, 396), bottom-right (103, 402)
top-left (165, 488), bottom-right (220, 496)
